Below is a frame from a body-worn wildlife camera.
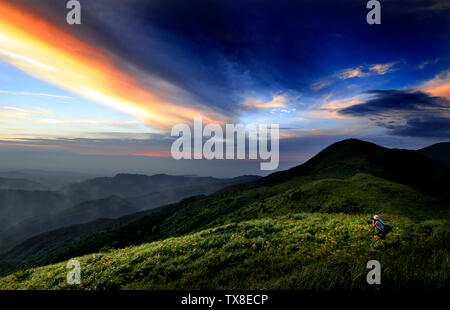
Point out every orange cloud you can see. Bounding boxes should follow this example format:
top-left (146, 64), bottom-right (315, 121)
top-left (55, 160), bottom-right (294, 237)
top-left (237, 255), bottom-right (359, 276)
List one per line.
top-left (422, 71), bottom-right (450, 100)
top-left (303, 94), bottom-right (367, 120)
top-left (312, 62), bottom-right (398, 90)
top-left (0, 141), bottom-right (58, 148)
top-left (243, 94), bottom-right (287, 108)
top-left (339, 62), bottom-right (397, 80)
top-left (339, 67), bottom-right (369, 79)
top-left (0, 1), bottom-right (225, 129)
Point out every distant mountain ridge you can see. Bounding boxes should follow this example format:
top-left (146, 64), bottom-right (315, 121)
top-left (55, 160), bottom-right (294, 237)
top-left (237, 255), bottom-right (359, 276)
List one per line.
top-left (0, 177), bottom-right (48, 191)
top-left (417, 142), bottom-right (450, 166)
top-left (0, 169), bottom-right (97, 190)
top-left (0, 189), bottom-right (75, 253)
top-left (6, 196), bottom-right (140, 240)
top-left (0, 173), bottom-right (260, 254)
top-left (58, 173), bottom-right (260, 203)
top-left (0, 190), bottom-right (74, 228)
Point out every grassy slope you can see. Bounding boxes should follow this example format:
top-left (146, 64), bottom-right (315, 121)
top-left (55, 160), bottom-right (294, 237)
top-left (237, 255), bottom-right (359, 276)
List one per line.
top-left (1, 173), bottom-right (448, 290)
top-left (0, 213), bottom-right (448, 290)
top-left (35, 173), bottom-right (448, 267)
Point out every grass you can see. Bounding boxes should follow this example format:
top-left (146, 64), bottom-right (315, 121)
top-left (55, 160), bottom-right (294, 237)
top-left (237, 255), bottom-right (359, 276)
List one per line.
top-left (1, 213), bottom-right (448, 290)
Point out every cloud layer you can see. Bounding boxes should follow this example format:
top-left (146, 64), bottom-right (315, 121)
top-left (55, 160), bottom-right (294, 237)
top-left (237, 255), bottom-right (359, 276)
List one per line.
top-left (339, 89), bottom-right (450, 138)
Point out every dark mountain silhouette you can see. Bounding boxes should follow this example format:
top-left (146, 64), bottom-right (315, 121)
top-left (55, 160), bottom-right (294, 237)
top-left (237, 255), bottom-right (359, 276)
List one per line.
top-left (417, 142), bottom-right (450, 166)
top-left (2, 139), bottom-right (448, 276)
top-left (256, 139), bottom-right (450, 201)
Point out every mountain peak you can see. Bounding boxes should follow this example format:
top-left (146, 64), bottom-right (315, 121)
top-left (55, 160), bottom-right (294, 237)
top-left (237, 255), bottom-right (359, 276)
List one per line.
top-left (325, 138), bottom-right (385, 151)
top-left (306, 138), bottom-right (385, 166)
top-left (114, 173), bottom-right (149, 179)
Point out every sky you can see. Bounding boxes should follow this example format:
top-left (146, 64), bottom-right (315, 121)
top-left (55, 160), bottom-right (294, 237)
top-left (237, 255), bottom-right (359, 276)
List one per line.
top-left (0, 0), bottom-right (449, 177)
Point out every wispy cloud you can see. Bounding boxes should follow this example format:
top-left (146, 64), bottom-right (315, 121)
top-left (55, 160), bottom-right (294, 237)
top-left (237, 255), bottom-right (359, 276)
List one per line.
top-left (242, 94), bottom-right (288, 108)
top-left (417, 58), bottom-right (439, 70)
top-left (0, 106), bottom-right (52, 119)
top-left (0, 90), bottom-right (71, 99)
top-left (419, 0), bottom-right (450, 11)
top-left (338, 62), bottom-right (398, 80)
top-left (0, 48), bottom-right (56, 71)
top-left (312, 62), bottom-right (399, 90)
top-left (368, 63), bottom-right (397, 75)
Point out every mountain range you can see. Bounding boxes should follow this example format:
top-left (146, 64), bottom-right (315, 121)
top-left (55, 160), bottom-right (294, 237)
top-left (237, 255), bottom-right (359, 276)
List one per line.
top-left (0, 174), bottom-right (260, 255)
top-left (0, 177), bottom-right (48, 191)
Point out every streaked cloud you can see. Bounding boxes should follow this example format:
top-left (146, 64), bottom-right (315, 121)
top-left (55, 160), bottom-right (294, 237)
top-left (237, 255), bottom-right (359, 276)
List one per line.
top-left (417, 58), bottom-right (439, 70)
top-left (242, 94), bottom-right (288, 109)
top-left (0, 136), bottom-right (173, 157)
top-left (0, 0), bottom-right (226, 129)
top-left (339, 62), bottom-right (398, 80)
top-left (419, 0), bottom-right (450, 11)
top-left (312, 62), bottom-right (399, 90)
top-left (0, 90), bottom-right (71, 99)
top-left (0, 106), bottom-right (52, 119)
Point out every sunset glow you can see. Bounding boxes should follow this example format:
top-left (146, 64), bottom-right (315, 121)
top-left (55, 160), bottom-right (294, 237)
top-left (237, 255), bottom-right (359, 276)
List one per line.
top-left (0, 0), bottom-right (224, 129)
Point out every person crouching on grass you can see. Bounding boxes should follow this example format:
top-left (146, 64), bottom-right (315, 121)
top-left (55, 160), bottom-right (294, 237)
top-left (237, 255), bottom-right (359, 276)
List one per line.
top-left (372, 215), bottom-right (392, 239)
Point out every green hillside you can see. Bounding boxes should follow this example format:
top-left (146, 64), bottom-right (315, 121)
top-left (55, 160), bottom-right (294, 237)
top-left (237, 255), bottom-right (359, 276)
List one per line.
top-left (0, 213), bottom-right (448, 290)
top-left (1, 139), bottom-right (449, 290)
